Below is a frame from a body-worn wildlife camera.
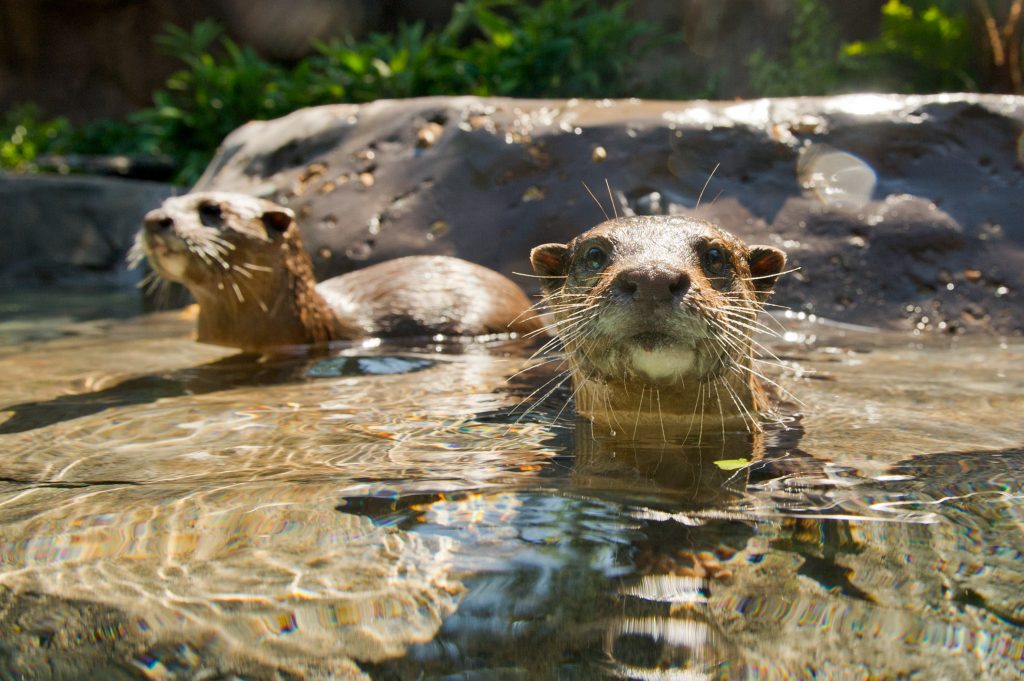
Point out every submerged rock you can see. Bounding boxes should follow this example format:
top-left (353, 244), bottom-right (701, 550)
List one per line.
top-left (194, 94), bottom-right (1024, 335)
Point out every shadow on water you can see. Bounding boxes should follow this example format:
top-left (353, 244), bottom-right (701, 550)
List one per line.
top-left (0, 350), bottom-right (438, 435)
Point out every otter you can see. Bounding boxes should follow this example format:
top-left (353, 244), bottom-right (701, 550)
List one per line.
top-left (133, 192), bottom-right (542, 352)
top-left (530, 216), bottom-right (787, 439)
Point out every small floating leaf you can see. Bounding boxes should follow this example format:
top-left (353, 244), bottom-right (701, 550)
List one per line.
top-left (713, 458), bottom-right (751, 471)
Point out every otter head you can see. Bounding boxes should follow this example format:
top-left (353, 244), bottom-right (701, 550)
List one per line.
top-left (135, 191), bottom-right (300, 297)
top-left (133, 191), bottom-right (345, 351)
top-left (531, 216), bottom-right (786, 434)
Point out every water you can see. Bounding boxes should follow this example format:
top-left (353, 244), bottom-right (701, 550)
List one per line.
top-left (0, 291), bottom-right (1022, 680)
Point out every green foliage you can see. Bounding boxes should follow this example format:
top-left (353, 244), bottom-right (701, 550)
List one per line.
top-left (133, 20), bottom-right (318, 183)
top-left (143, 0), bottom-right (668, 182)
top-left (308, 22), bottom-right (449, 102)
top-left (1, 105), bottom-right (73, 171)
top-left (308, 0), bottom-right (662, 101)
top-left (68, 117), bottom-right (152, 157)
top-left (841, 0), bottom-right (976, 92)
top-left (3, 1), bottom-right (668, 184)
top-left (749, 0), bottom-right (980, 97)
top-left (445, 0), bottom-right (660, 98)
top-left (5, 0), bottom-right (997, 184)
top-left (748, 0), bottom-right (843, 97)
top-left (1, 105), bottom-right (152, 173)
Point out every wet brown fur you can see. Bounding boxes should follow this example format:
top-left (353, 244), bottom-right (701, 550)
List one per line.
top-left (134, 192), bottom-right (542, 352)
top-left (530, 216), bottom-right (786, 439)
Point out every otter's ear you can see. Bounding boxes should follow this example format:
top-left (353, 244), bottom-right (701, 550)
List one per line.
top-left (262, 209), bottom-right (295, 234)
top-left (747, 246), bottom-right (787, 301)
top-left (530, 243), bottom-right (569, 292)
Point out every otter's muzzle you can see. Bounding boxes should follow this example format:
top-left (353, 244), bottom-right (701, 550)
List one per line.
top-left (612, 266), bottom-right (690, 302)
top-left (143, 210), bottom-right (175, 234)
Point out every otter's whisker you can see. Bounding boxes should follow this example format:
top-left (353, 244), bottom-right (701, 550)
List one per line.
top-left (680, 377), bottom-right (699, 443)
top-left (512, 271), bottom-right (570, 280)
top-left (136, 270), bottom-right (159, 291)
top-left (126, 238), bottom-right (146, 269)
top-left (504, 354), bottom-right (567, 383)
top-left (727, 362), bottom-right (802, 406)
top-left (740, 266), bottom-right (801, 282)
top-left (718, 375), bottom-right (760, 434)
top-left (695, 163), bottom-right (720, 210)
top-left (582, 181), bottom-right (610, 220)
top-left (510, 363), bottom-right (575, 421)
top-left (206, 233), bottom-right (236, 251)
top-left (711, 379), bottom-right (727, 443)
top-left (232, 275), bottom-right (271, 314)
top-left (696, 380), bottom-right (706, 448)
top-left (632, 385), bottom-right (646, 440)
top-left (710, 319), bottom-right (786, 364)
top-left (552, 361), bottom-right (597, 426)
top-left (513, 369), bottom-right (575, 428)
top-left (655, 388), bottom-right (666, 442)
top-left (604, 178), bottom-right (618, 219)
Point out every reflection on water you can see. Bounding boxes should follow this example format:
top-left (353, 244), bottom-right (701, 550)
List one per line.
top-left (0, 291), bottom-right (1022, 679)
top-left (797, 143), bottom-right (877, 209)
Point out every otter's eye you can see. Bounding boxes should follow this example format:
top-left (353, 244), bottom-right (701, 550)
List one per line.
top-left (702, 247), bottom-right (727, 276)
top-left (583, 246), bottom-right (608, 272)
top-left (198, 202), bottom-right (223, 227)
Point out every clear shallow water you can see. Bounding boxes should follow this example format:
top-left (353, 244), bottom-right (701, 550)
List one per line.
top-left (0, 292), bottom-right (1022, 680)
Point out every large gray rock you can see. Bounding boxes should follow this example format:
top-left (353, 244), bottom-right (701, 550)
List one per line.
top-left (195, 94), bottom-right (1024, 334)
top-left (1, 173), bottom-right (175, 286)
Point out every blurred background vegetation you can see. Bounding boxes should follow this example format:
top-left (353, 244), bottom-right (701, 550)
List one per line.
top-left (2, 0), bottom-right (1022, 185)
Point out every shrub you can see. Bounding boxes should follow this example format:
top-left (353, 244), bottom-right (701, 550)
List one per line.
top-left (1, 105), bottom-right (73, 171)
top-left (748, 0), bottom-right (985, 97)
top-left (66, 0), bottom-right (669, 184)
top-left (7, 0), bottom-right (1014, 183)
top-left (748, 0), bottom-right (843, 97)
top-left (842, 0), bottom-right (977, 92)
top-left (133, 20), bottom-right (313, 183)
top-left (443, 0), bottom-right (660, 98)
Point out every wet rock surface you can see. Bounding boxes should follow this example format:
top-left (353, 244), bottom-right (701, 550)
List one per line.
top-left (0, 586), bottom-right (315, 681)
top-left (195, 94), bottom-right (1024, 334)
top-left (2, 173), bottom-right (175, 287)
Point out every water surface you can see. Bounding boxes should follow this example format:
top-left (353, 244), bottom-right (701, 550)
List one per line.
top-left (0, 291), bottom-right (1022, 680)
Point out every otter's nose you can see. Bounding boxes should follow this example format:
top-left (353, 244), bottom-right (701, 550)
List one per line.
top-left (614, 268), bottom-right (690, 302)
top-left (143, 210), bottom-right (174, 233)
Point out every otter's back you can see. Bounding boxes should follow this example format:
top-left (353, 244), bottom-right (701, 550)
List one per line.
top-left (316, 256), bottom-right (542, 337)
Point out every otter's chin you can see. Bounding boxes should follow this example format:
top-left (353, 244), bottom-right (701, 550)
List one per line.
top-left (141, 234), bottom-right (192, 282)
top-left (626, 340), bottom-right (697, 382)
top-left (146, 250), bottom-right (190, 283)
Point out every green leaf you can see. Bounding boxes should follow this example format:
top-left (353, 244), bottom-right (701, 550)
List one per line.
top-left (338, 51), bottom-right (366, 74)
top-left (713, 459), bottom-right (751, 471)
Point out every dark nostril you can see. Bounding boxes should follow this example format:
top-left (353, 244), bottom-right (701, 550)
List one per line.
top-left (144, 215), bottom-right (174, 233)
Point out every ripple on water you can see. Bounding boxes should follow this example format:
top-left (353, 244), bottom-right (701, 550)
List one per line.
top-left (0, 481), bottom-right (462, 677)
top-left (0, 306), bottom-right (1023, 678)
